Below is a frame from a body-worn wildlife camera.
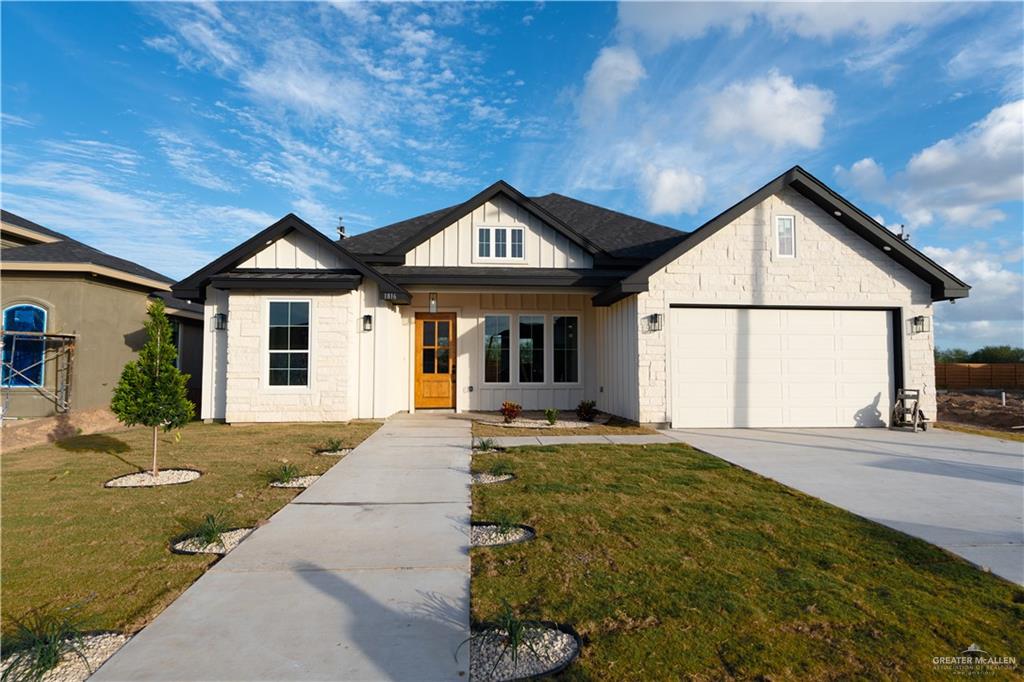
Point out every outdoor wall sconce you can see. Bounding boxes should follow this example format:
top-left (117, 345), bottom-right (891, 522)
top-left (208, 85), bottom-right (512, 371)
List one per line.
top-left (213, 313), bottom-right (228, 331)
top-left (362, 314), bottom-right (373, 332)
top-left (910, 315), bottom-right (930, 335)
top-left (429, 292), bottom-right (438, 314)
top-left (647, 313), bottom-right (664, 332)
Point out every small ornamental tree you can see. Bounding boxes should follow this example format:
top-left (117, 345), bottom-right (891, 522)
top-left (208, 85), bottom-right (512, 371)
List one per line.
top-left (111, 300), bottom-right (194, 476)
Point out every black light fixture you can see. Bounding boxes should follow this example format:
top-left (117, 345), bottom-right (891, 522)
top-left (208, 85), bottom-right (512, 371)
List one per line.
top-left (213, 313), bottom-right (228, 331)
top-left (911, 315), bottom-right (929, 335)
top-left (647, 313), bottom-right (663, 332)
top-left (362, 314), bottom-right (373, 332)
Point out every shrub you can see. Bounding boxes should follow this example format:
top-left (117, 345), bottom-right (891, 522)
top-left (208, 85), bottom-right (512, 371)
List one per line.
top-left (500, 401), bottom-right (522, 423)
top-left (489, 460), bottom-right (514, 477)
top-left (317, 437), bottom-right (344, 453)
top-left (184, 512), bottom-right (233, 548)
top-left (491, 510), bottom-right (518, 533)
top-left (576, 400), bottom-right (598, 422)
top-left (265, 462), bottom-right (301, 485)
top-left (476, 437), bottom-right (496, 452)
top-left (2, 603), bottom-right (90, 682)
top-left (456, 601), bottom-right (542, 678)
top-left (543, 408), bottom-right (559, 425)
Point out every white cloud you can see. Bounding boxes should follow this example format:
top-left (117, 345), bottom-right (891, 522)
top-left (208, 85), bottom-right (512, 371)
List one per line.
top-left (836, 100), bottom-right (1024, 228)
top-left (641, 165), bottom-right (706, 215)
top-left (617, 2), bottom-right (965, 47)
top-left (922, 243), bottom-right (1023, 348)
top-left (1, 113), bottom-right (33, 128)
top-left (151, 129), bottom-right (237, 192)
top-left (579, 46), bottom-right (646, 125)
top-left (707, 70), bottom-right (835, 149)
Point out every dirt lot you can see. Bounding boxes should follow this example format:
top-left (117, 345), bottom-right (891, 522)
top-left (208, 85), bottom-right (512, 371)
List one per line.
top-left (937, 390), bottom-right (1024, 431)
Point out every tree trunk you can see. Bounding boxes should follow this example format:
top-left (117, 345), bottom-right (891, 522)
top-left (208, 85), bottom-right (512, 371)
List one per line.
top-left (152, 425), bottom-right (159, 477)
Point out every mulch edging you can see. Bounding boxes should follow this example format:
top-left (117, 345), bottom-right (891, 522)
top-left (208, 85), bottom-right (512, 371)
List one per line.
top-left (170, 528), bottom-right (255, 555)
top-left (104, 468), bottom-right (202, 489)
top-left (471, 522), bottom-right (536, 547)
top-left (468, 621), bottom-right (582, 681)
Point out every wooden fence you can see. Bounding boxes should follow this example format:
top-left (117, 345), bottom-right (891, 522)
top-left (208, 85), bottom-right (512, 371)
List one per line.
top-left (935, 363), bottom-right (1024, 389)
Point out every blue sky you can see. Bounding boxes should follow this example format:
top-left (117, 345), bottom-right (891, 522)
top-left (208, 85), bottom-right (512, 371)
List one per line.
top-left (2, 1), bottom-right (1021, 350)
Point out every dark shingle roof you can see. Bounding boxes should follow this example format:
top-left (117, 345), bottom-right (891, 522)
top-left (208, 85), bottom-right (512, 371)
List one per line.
top-left (531, 194), bottom-right (687, 260)
top-left (340, 191), bottom-right (687, 263)
top-left (342, 204), bottom-right (459, 255)
top-left (2, 239), bottom-right (173, 283)
top-left (1, 209), bottom-right (71, 241)
top-left (149, 291), bottom-right (203, 315)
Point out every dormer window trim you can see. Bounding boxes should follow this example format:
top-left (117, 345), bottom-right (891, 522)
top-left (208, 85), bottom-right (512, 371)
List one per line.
top-left (475, 226), bottom-right (525, 263)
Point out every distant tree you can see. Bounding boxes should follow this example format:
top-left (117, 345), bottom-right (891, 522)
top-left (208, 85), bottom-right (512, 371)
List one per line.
top-left (969, 345), bottom-right (1024, 363)
top-left (111, 300), bottom-right (194, 476)
top-left (935, 348), bottom-right (970, 363)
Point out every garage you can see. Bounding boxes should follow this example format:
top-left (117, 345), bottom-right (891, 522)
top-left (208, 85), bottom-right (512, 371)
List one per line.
top-left (669, 306), bottom-right (896, 428)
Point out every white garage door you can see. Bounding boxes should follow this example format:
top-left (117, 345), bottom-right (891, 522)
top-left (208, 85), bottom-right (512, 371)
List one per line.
top-left (669, 307), bottom-right (894, 428)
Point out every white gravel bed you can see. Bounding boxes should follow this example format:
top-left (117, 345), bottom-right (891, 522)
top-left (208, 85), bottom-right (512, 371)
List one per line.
top-left (172, 528), bottom-right (254, 555)
top-left (315, 448), bottom-right (351, 457)
top-left (469, 625), bottom-right (578, 681)
top-left (269, 475), bottom-right (320, 488)
top-left (0, 633), bottom-right (129, 682)
top-left (471, 524), bottom-right (534, 547)
top-left (104, 469), bottom-right (200, 488)
top-left (484, 416), bottom-right (608, 430)
top-left (472, 473), bottom-right (515, 485)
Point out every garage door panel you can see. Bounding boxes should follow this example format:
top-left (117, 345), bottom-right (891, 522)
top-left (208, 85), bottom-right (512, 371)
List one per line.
top-left (670, 308), bottom-right (893, 428)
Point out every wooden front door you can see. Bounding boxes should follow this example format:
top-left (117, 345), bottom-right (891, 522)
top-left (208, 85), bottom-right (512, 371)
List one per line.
top-left (415, 313), bottom-right (456, 408)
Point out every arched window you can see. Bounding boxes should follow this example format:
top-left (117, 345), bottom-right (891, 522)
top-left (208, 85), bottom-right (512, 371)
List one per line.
top-left (2, 304), bottom-right (47, 387)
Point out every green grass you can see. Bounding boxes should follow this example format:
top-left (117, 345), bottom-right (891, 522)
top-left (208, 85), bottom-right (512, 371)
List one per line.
top-left (471, 444), bottom-right (1024, 680)
top-left (935, 421), bottom-right (1024, 442)
top-left (1, 421), bottom-right (379, 635)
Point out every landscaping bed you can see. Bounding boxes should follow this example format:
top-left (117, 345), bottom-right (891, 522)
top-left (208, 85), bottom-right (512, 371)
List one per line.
top-left (473, 415), bottom-right (655, 437)
top-left (1, 420), bottom-right (379, 635)
top-left (471, 443), bottom-right (1024, 679)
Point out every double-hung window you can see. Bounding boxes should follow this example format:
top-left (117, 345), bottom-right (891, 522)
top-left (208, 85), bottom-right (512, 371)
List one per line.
top-left (553, 315), bottom-right (579, 383)
top-left (2, 304), bottom-right (47, 387)
top-left (268, 301), bottom-right (309, 386)
top-left (775, 216), bottom-right (796, 258)
top-left (483, 315), bottom-right (510, 383)
top-left (518, 315), bottom-right (544, 383)
top-left (477, 227), bottom-right (524, 261)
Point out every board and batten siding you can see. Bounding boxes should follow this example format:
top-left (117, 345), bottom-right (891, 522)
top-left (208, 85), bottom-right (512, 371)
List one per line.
top-left (238, 231), bottom-right (343, 269)
top-left (404, 196), bottom-right (594, 268)
top-left (636, 186), bottom-right (936, 424)
top-left (594, 296), bottom-right (640, 422)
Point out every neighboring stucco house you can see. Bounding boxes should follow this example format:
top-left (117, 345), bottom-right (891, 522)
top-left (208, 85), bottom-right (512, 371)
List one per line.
top-left (0, 210), bottom-right (203, 421)
top-left (173, 167), bottom-right (968, 428)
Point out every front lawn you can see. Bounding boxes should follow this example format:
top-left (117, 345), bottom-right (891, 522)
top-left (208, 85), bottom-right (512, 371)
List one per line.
top-left (935, 422), bottom-right (1024, 442)
top-left (1, 421), bottom-right (379, 634)
top-left (471, 444), bottom-right (1024, 679)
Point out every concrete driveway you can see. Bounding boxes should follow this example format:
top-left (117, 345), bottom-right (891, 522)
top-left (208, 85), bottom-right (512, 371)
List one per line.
top-left (664, 427), bottom-right (1024, 585)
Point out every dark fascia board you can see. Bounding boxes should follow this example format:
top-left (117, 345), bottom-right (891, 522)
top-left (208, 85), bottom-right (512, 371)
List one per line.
top-left (385, 180), bottom-right (610, 259)
top-left (595, 166), bottom-right (970, 306)
top-left (172, 214), bottom-right (411, 304)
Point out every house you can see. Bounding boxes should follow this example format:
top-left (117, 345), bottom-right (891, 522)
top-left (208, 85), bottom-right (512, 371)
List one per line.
top-left (173, 166), bottom-right (969, 428)
top-left (0, 210), bottom-right (204, 422)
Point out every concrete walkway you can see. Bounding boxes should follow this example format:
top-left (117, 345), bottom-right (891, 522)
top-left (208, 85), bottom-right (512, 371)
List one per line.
top-left (95, 414), bottom-right (471, 681)
top-left (666, 427), bottom-right (1024, 585)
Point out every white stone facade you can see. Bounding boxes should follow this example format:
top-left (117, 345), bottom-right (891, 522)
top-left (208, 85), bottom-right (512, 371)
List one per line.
top-left (636, 187), bottom-right (936, 424)
top-left (223, 291), bottom-right (354, 423)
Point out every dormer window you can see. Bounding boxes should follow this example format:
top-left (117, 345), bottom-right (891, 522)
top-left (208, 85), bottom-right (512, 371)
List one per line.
top-left (476, 227), bottom-right (524, 262)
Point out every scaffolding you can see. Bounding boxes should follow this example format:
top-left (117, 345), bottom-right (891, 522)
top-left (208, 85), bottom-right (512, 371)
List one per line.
top-left (1, 330), bottom-right (77, 422)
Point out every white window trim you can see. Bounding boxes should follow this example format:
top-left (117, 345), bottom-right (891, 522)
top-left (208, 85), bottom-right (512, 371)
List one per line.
top-left (517, 314), bottom-right (546, 384)
top-left (473, 226), bottom-right (526, 264)
top-left (482, 314), bottom-right (512, 385)
top-left (551, 313), bottom-right (581, 385)
top-left (1, 303), bottom-right (47, 389)
top-left (775, 215), bottom-right (796, 258)
top-left (265, 298), bottom-right (313, 391)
